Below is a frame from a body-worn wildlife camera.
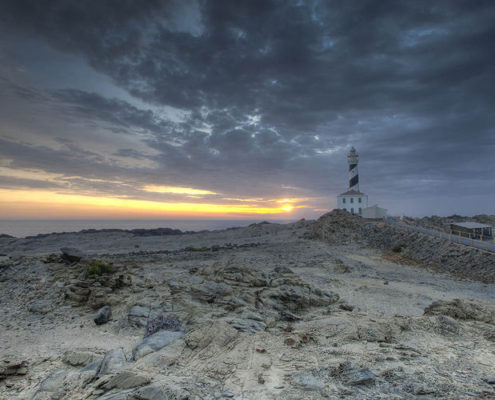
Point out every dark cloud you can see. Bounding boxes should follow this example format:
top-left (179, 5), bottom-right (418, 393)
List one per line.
top-left (0, 175), bottom-right (65, 190)
top-left (0, 0), bottom-right (494, 215)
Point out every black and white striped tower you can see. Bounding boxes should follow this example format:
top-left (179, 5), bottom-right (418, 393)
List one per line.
top-left (348, 147), bottom-right (359, 191)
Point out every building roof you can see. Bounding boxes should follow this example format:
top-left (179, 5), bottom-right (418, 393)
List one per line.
top-left (450, 222), bottom-right (492, 229)
top-left (338, 190), bottom-right (367, 196)
top-left (363, 204), bottom-right (387, 211)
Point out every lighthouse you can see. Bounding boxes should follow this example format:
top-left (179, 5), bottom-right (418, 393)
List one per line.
top-left (337, 147), bottom-right (368, 215)
top-left (348, 147), bottom-right (360, 191)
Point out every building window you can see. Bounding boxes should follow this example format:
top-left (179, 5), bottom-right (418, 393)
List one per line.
top-left (358, 197), bottom-right (362, 203)
top-left (343, 198), bottom-right (346, 204)
top-left (359, 207), bottom-right (362, 214)
top-left (351, 207), bottom-right (354, 214)
top-left (350, 198), bottom-right (354, 203)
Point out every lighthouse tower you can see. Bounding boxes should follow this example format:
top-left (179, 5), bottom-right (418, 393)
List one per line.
top-left (337, 147), bottom-right (368, 215)
top-left (348, 147), bottom-right (360, 191)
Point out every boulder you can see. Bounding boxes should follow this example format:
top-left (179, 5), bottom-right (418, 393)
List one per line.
top-left (98, 349), bottom-right (127, 376)
top-left (94, 306), bottom-right (112, 325)
top-left (60, 247), bottom-right (85, 263)
top-left (132, 330), bottom-right (184, 360)
top-left (88, 287), bottom-right (108, 310)
top-left (65, 281), bottom-right (91, 305)
top-left (190, 280), bottom-right (233, 302)
top-left (0, 358), bottom-right (27, 379)
top-left (424, 299), bottom-right (495, 324)
top-left (62, 350), bottom-right (98, 367)
top-left (128, 305), bottom-right (158, 327)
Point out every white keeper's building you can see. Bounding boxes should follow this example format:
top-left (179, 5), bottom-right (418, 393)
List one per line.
top-left (337, 189), bottom-right (368, 216)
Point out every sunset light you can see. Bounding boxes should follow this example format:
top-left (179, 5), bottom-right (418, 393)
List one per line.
top-left (0, 189), bottom-right (297, 219)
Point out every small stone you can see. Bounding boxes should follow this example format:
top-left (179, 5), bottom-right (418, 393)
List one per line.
top-left (27, 299), bottom-right (52, 314)
top-left (60, 247), bottom-right (85, 263)
top-left (284, 337), bottom-right (296, 346)
top-left (339, 303), bottom-right (354, 311)
top-left (94, 306), bottom-right (112, 325)
top-left (483, 376), bottom-right (495, 385)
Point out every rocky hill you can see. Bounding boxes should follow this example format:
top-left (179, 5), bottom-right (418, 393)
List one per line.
top-left (311, 210), bottom-right (495, 283)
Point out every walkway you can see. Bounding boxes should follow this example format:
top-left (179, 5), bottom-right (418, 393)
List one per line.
top-left (385, 218), bottom-right (495, 254)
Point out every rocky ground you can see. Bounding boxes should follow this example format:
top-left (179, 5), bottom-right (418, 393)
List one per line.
top-left (1, 211), bottom-right (495, 399)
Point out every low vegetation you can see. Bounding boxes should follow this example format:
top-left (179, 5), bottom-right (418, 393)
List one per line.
top-left (85, 260), bottom-right (114, 276)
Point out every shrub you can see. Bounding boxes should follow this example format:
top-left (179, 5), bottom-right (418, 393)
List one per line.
top-left (185, 246), bottom-right (210, 252)
top-left (86, 260), bottom-right (114, 276)
top-left (145, 313), bottom-right (182, 337)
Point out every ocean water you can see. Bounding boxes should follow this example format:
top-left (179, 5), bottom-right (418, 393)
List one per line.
top-left (0, 219), bottom-right (293, 238)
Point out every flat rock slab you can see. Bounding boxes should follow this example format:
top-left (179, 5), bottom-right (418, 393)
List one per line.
top-left (103, 370), bottom-right (151, 390)
top-left (37, 369), bottom-right (68, 393)
top-left (63, 350), bottom-right (98, 367)
top-left (98, 349), bottom-right (127, 376)
top-left (342, 367), bottom-right (376, 386)
top-left (292, 372), bottom-right (325, 391)
top-left (132, 330), bottom-right (184, 360)
top-left (132, 382), bottom-right (190, 400)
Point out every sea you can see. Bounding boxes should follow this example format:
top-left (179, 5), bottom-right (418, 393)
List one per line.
top-left (0, 219), bottom-right (294, 238)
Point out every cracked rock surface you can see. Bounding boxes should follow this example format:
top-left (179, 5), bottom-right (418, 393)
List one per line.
top-left (1, 214), bottom-right (495, 399)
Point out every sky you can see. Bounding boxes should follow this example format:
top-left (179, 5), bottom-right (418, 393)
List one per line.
top-left (0, 0), bottom-right (494, 219)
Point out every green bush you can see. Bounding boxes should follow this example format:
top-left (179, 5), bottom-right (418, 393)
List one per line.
top-left (86, 260), bottom-right (114, 276)
top-left (186, 246), bottom-right (210, 252)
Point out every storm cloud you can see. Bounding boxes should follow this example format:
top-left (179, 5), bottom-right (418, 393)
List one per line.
top-left (0, 0), bottom-right (494, 216)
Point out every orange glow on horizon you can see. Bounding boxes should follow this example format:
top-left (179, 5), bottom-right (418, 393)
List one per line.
top-left (0, 189), bottom-right (297, 218)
